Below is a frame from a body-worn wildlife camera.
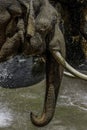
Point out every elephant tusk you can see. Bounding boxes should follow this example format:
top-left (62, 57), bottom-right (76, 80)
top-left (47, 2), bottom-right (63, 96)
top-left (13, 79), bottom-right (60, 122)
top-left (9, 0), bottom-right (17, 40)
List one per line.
top-left (50, 50), bottom-right (87, 80)
top-left (63, 71), bottom-right (75, 78)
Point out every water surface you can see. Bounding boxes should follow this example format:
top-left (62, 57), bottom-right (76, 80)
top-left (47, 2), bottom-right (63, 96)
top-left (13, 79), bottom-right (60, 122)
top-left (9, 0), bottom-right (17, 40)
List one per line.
top-left (0, 76), bottom-right (86, 130)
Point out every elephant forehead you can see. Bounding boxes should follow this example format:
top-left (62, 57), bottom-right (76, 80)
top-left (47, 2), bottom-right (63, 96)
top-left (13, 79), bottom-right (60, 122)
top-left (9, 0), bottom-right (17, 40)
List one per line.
top-left (35, 6), bottom-right (58, 31)
top-left (35, 17), bottom-right (51, 28)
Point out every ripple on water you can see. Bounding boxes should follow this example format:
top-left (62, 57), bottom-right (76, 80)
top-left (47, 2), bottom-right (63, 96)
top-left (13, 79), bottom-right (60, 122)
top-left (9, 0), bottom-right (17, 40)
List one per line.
top-left (58, 95), bottom-right (87, 111)
top-left (0, 103), bottom-right (13, 128)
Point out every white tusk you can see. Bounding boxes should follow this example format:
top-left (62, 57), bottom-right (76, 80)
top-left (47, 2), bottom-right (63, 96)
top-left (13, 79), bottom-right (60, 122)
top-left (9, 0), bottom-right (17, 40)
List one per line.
top-left (50, 50), bottom-right (87, 81)
top-left (63, 71), bottom-right (75, 78)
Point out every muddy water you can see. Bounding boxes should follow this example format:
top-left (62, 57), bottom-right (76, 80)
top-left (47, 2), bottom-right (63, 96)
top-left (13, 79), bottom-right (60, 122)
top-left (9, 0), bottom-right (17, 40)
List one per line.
top-left (0, 75), bottom-right (87, 130)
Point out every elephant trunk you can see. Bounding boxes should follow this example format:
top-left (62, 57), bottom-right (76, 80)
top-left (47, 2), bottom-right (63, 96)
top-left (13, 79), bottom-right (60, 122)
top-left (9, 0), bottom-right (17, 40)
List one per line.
top-left (30, 50), bottom-right (63, 127)
top-left (30, 84), bottom-right (56, 127)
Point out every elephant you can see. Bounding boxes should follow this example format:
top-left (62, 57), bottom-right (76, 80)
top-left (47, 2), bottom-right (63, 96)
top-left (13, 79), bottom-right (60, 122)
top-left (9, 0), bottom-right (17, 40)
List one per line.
top-left (31, 0), bottom-right (87, 126)
top-left (0, 0), bottom-right (87, 127)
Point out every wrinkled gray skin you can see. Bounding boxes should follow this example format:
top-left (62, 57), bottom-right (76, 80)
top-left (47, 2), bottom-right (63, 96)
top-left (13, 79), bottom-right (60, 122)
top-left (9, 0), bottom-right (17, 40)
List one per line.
top-left (0, 0), bottom-right (65, 127)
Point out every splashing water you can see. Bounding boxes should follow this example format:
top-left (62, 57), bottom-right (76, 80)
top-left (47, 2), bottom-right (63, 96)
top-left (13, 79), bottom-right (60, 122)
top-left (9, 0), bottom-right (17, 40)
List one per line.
top-left (0, 103), bottom-right (13, 128)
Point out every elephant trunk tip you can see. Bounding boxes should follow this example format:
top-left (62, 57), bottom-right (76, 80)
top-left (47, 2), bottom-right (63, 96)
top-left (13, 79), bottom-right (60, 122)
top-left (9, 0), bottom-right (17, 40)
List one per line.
top-left (30, 112), bottom-right (53, 127)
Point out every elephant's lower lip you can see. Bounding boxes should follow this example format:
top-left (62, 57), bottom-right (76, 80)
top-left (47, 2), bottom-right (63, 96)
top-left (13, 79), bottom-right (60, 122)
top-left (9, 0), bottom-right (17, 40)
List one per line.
top-left (0, 55), bottom-right (45, 88)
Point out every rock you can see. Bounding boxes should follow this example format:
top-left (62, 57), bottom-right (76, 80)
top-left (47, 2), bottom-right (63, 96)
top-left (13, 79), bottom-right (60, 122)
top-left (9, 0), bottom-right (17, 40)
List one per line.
top-left (0, 55), bottom-right (45, 88)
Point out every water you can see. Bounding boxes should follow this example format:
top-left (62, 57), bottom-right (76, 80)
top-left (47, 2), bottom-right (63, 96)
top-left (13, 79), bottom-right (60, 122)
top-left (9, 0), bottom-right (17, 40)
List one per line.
top-left (0, 103), bottom-right (13, 128)
top-left (0, 75), bottom-right (86, 130)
